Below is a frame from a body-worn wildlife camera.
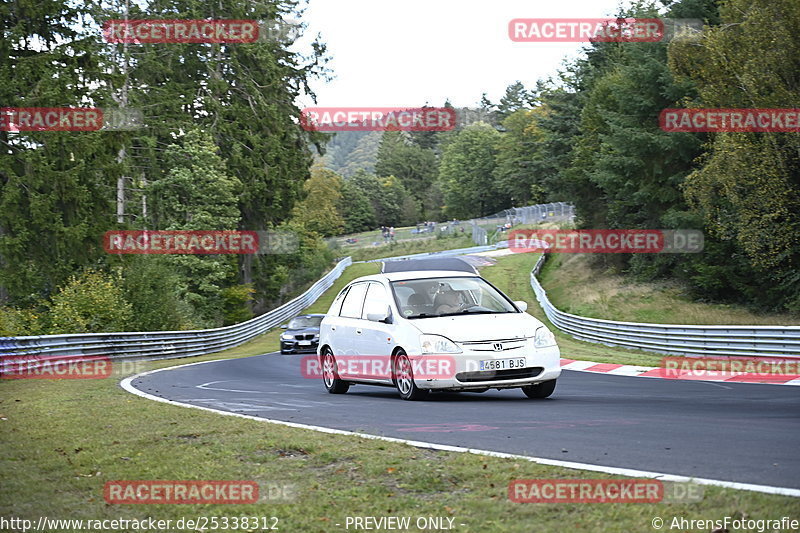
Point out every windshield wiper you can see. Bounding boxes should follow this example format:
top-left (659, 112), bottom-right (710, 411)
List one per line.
top-left (437, 310), bottom-right (500, 317)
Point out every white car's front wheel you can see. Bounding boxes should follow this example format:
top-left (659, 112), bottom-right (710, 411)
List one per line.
top-left (321, 347), bottom-right (349, 394)
top-left (521, 379), bottom-right (557, 399)
top-left (393, 351), bottom-right (428, 401)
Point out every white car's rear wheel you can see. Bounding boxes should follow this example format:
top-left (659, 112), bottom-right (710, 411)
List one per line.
top-left (393, 351), bottom-right (428, 401)
top-left (321, 347), bottom-right (349, 394)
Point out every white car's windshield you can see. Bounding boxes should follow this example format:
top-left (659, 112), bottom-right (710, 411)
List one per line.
top-left (390, 277), bottom-right (517, 319)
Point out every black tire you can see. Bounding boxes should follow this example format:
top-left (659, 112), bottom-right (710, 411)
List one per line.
top-left (321, 347), bottom-right (349, 394)
top-left (280, 349), bottom-right (288, 355)
top-left (393, 351), bottom-right (429, 401)
top-left (522, 379), bottom-right (557, 399)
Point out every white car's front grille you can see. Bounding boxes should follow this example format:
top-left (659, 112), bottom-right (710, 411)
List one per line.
top-left (459, 338), bottom-right (527, 352)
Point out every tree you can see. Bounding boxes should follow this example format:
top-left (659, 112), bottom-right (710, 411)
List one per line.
top-left (438, 123), bottom-right (506, 218)
top-left (115, 0), bottom-right (329, 308)
top-left (340, 131), bottom-right (382, 177)
top-left (146, 129), bottom-right (242, 325)
top-left (531, 82), bottom-right (583, 204)
top-left (379, 175), bottom-right (419, 227)
top-left (669, 0), bottom-right (800, 311)
top-left (339, 179), bottom-right (377, 233)
top-left (339, 179), bottom-right (376, 233)
top-left (120, 256), bottom-right (199, 331)
top-left (0, 0), bottom-right (336, 329)
top-left (496, 81), bottom-right (536, 121)
top-left (0, 0), bottom-right (116, 306)
top-left (292, 166), bottom-right (344, 237)
top-left (342, 170), bottom-right (415, 227)
top-left (323, 131), bottom-right (380, 177)
top-left (493, 108), bottom-right (548, 205)
top-left (375, 131), bottom-right (437, 216)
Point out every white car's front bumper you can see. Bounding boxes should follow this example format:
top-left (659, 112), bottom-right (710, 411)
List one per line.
top-left (409, 345), bottom-right (561, 391)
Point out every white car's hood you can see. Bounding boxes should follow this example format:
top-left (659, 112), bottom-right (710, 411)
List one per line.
top-left (409, 312), bottom-right (544, 342)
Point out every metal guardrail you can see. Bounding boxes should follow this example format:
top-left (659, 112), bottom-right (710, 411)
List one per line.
top-left (363, 244), bottom-right (500, 263)
top-left (470, 202), bottom-right (575, 245)
top-left (529, 254), bottom-right (800, 358)
top-left (1, 257), bottom-right (353, 364)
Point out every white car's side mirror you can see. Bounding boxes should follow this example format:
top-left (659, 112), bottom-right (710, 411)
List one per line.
top-left (514, 301), bottom-right (528, 312)
top-left (366, 305), bottom-right (392, 323)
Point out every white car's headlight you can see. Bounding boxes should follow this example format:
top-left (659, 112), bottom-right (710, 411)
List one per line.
top-left (533, 326), bottom-right (556, 348)
top-left (420, 334), bottom-right (462, 354)
top-left (280, 333), bottom-right (293, 341)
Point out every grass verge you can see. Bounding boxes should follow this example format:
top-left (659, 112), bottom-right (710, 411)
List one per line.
top-left (4, 362), bottom-right (796, 533)
top-left (538, 253), bottom-right (798, 325)
top-left (347, 235), bottom-right (476, 262)
top-left (479, 252), bottom-right (670, 367)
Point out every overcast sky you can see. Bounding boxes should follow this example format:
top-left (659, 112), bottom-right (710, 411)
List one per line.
top-left (299, 0), bottom-right (634, 109)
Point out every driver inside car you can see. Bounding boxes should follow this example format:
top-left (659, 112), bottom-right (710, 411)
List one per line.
top-left (434, 290), bottom-right (464, 315)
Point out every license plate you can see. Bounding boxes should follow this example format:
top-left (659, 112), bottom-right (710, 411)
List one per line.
top-left (480, 358), bottom-right (526, 371)
top-left (298, 340), bottom-right (312, 346)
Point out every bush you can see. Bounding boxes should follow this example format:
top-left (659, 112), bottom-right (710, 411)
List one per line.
top-left (221, 284), bottom-right (255, 326)
top-left (48, 269), bottom-right (133, 334)
top-left (0, 306), bottom-right (47, 336)
top-left (120, 257), bottom-right (201, 331)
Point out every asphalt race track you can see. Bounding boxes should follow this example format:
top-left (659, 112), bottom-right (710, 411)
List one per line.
top-left (128, 353), bottom-right (800, 491)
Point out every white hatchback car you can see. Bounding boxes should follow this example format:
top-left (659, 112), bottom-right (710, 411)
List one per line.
top-left (317, 269), bottom-right (561, 400)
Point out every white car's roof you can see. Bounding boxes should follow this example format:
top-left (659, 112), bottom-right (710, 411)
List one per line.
top-left (355, 270), bottom-right (481, 283)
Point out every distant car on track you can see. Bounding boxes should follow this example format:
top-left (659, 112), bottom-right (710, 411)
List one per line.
top-left (317, 260), bottom-right (561, 400)
top-left (280, 314), bottom-right (325, 354)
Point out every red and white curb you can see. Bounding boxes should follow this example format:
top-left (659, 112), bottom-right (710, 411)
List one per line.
top-left (560, 358), bottom-right (800, 386)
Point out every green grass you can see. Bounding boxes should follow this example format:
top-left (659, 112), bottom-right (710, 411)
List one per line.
top-left (3, 364), bottom-right (797, 532)
top-left (348, 234), bottom-right (476, 262)
top-left (329, 224), bottom-right (459, 251)
top-left (538, 253), bottom-right (799, 326)
top-left (479, 252), bottom-right (668, 366)
top-left (2, 254), bottom-right (797, 532)
top-left (303, 262), bottom-right (381, 314)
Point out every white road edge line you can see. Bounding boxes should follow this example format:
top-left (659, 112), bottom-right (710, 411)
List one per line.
top-left (120, 360), bottom-right (800, 498)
